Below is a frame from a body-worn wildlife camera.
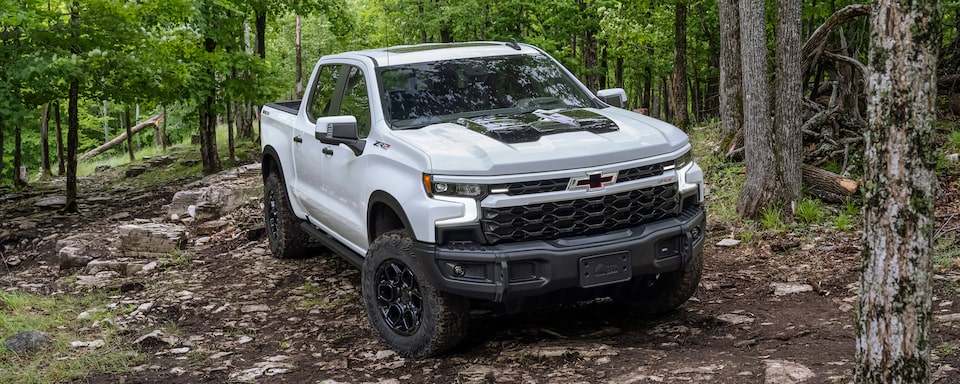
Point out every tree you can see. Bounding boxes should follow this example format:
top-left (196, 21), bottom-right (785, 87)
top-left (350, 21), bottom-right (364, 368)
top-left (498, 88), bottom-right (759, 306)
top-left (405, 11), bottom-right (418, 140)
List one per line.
top-left (856, 0), bottom-right (940, 381)
top-left (670, 1), bottom-right (688, 130)
top-left (717, 0), bottom-right (742, 144)
top-left (734, 0), bottom-right (803, 220)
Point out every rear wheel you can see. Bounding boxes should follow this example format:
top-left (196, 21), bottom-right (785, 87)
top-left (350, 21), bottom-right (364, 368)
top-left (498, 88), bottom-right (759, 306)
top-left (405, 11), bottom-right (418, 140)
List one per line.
top-left (613, 248), bottom-right (703, 315)
top-left (263, 172), bottom-right (311, 259)
top-left (362, 230), bottom-right (469, 357)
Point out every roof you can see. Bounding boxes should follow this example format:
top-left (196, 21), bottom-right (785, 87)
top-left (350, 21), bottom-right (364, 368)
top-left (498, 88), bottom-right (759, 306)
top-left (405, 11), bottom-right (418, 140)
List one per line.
top-left (321, 41), bottom-right (543, 67)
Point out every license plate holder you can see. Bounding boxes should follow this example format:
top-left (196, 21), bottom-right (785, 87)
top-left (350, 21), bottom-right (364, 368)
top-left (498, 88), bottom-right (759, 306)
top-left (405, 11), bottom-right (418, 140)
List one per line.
top-left (580, 252), bottom-right (631, 288)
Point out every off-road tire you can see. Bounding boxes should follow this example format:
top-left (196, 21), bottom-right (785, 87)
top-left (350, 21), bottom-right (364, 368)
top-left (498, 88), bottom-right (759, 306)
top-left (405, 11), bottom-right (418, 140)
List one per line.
top-left (613, 248), bottom-right (703, 315)
top-left (263, 172), bottom-right (311, 259)
top-left (362, 230), bottom-right (469, 358)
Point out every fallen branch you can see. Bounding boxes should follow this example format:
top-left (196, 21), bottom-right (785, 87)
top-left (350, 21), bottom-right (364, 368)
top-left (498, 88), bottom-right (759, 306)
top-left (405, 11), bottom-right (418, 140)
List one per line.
top-left (801, 4), bottom-right (871, 75)
top-left (802, 164), bottom-right (859, 203)
top-left (79, 114), bottom-right (164, 160)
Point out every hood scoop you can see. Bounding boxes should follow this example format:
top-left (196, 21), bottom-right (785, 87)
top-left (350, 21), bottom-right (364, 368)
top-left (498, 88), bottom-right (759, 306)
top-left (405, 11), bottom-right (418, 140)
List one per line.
top-left (457, 108), bottom-right (619, 144)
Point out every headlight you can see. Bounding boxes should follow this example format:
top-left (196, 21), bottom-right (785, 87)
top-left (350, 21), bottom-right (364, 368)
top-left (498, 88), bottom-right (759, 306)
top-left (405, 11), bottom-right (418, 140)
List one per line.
top-left (666, 151), bottom-right (693, 171)
top-left (422, 174), bottom-right (487, 198)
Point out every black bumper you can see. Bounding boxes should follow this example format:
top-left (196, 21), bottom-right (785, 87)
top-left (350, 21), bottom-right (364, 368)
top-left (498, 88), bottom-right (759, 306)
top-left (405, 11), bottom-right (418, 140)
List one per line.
top-left (413, 205), bottom-right (705, 306)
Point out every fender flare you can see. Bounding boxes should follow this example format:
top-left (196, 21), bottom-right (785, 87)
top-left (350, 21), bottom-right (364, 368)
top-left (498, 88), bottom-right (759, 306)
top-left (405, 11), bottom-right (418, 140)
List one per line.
top-left (367, 190), bottom-right (415, 243)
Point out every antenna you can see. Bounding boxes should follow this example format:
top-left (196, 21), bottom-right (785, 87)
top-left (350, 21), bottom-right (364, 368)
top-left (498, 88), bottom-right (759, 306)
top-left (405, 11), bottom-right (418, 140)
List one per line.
top-left (506, 38), bottom-right (521, 51)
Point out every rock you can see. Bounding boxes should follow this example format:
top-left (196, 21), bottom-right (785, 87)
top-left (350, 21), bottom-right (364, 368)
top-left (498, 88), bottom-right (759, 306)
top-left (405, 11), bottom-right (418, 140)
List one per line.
top-left (3, 255), bottom-right (22, 266)
top-left (935, 313), bottom-right (960, 323)
top-left (125, 166), bottom-right (147, 178)
top-left (108, 212), bottom-right (132, 221)
top-left (771, 283), bottom-right (814, 296)
top-left (35, 195), bottom-right (67, 208)
top-left (118, 223), bottom-right (187, 258)
top-left (229, 360), bottom-right (296, 382)
top-left (94, 164), bottom-right (112, 172)
top-left (763, 359), bottom-right (815, 384)
top-left (3, 330), bottom-right (53, 355)
top-left (947, 153), bottom-right (959, 164)
top-left (134, 330), bottom-right (180, 349)
top-left (70, 339), bottom-right (105, 349)
top-left (717, 238), bottom-right (741, 247)
top-left (197, 219), bottom-right (229, 235)
top-left (672, 364), bottom-right (722, 374)
top-left (59, 246), bottom-right (93, 269)
top-left (168, 181), bottom-right (259, 219)
top-left (375, 350), bottom-right (396, 360)
top-left (241, 304), bottom-right (271, 313)
top-left (717, 313), bottom-right (755, 326)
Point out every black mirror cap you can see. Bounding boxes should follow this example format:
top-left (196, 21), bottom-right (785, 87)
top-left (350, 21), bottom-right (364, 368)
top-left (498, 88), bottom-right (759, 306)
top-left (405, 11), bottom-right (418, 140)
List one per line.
top-left (331, 122), bottom-right (360, 140)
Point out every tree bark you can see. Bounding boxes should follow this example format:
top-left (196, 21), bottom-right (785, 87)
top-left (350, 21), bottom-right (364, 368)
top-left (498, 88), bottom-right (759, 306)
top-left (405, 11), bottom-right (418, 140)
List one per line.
top-left (670, 1), bottom-right (689, 130)
top-left (0, 116), bottom-right (4, 184)
top-left (13, 124), bottom-right (24, 187)
top-left (772, 0), bottom-right (804, 216)
top-left (718, 0), bottom-right (743, 141)
top-left (55, 101), bottom-right (64, 175)
top-left (801, 164), bottom-right (858, 201)
top-left (160, 105), bottom-right (168, 151)
top-left (255, 9), bottom-right (266, 59)
top-left (227, 101), bottom-right (235, 163)
top-left (200, 37), bottom-right (221, 175)
top-left (40, 104), bottom-right (51, 177)
top-left (124, 105), bottom-right (135, 161)
top-left (856, 0), bottom-right (939, 382)
top-left (583, 30), bottom-right (599, 93)
top-left (66, 78), bottom-right (79, 213)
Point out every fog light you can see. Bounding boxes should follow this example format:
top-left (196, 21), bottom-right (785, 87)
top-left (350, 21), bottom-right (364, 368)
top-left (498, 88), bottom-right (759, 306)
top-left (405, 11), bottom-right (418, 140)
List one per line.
top-left (691, 226), bottom-right (702, 240)
top-left (453, 264), bottom-right (465, 277)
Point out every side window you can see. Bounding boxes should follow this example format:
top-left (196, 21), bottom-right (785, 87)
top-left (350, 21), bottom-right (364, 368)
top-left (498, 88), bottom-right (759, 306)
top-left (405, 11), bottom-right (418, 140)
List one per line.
top-left (308, 65), bottom-right (340, 122)
top-left (339, 66), bottom-right (372, 138)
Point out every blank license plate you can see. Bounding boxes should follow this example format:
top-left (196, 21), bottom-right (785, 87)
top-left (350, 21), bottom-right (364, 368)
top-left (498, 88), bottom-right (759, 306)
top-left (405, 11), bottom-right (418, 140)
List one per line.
top-left (580, 252), bottom-right (631, 288)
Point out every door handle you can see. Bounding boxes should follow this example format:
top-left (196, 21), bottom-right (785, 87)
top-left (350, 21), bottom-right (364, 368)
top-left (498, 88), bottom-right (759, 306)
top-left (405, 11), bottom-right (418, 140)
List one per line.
top-left (322, 148), bottom-right (334, 155)
top-left (293, 136), bottom-right (302, 143)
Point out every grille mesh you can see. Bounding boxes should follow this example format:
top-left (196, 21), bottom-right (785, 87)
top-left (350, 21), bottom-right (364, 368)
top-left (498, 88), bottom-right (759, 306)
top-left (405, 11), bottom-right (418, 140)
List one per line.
top-left (481, 184), bottom-right (680, 244)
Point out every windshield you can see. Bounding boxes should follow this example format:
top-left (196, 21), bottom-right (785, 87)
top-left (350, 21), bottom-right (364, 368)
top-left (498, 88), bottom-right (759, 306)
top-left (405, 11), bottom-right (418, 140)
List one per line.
top-left (379, 54), bottom-right (598, 129)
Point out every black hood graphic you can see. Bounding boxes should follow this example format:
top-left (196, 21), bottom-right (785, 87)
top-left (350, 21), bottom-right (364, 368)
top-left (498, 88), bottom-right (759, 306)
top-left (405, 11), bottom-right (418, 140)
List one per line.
top-left (457, 109), bottom-right (619, 144)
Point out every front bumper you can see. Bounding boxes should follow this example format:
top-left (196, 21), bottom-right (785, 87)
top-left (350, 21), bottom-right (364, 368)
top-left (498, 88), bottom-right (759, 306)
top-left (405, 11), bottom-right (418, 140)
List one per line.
top-left (412, 204), bottom-right (705, 307)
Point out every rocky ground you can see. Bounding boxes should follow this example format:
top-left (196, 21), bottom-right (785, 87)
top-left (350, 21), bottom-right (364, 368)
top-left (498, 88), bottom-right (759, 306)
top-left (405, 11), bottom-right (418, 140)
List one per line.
top-left (1, 159), bottom-right (959, 384)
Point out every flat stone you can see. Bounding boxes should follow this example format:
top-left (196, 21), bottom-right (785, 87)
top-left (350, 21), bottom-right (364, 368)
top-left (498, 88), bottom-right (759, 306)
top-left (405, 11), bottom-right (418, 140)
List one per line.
top-left (118, 223), bottom-right (187, 258)
top-left (35, 195), bottom-right (67, 208)
top-left (771, 282), bottom-right (814, 296)
top-left (134, 330), bottom-right (180, 349)
top-left (763, 359), bottom-right (815, 384)
top-left (196, 220), bottom-right (229, 235)
top-left (717, 313), bottom-right (755, 325)
top-left (3, 330), bottom-right (53, 355)
top-left (717, 238), bottom-right (742, 247)
top-left (241, 304), bottom-right (271, 313)
top-left (935, 313), bottom-right (960, 323)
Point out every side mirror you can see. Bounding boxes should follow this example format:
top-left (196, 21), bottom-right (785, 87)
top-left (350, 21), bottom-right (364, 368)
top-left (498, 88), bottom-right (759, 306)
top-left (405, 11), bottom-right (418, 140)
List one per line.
top-left (597, 88), bottom-right (628, 109)
top-left (315, 116), bottom-right (358, 140)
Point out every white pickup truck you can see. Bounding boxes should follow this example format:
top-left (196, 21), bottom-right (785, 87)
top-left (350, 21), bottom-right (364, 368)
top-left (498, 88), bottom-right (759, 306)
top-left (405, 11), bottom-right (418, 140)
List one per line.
top-left (260, 41), bottom-right (706, 357)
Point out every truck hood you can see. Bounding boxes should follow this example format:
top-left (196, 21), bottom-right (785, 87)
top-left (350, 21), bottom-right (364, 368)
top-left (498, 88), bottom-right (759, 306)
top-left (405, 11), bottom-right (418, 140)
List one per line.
top-left (391, 108), bottom-right (689, 175)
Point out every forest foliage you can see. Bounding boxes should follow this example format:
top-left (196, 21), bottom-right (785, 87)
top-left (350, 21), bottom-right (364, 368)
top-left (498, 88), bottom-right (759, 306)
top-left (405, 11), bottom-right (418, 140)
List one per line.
top-left (0, 0), bottom-right (958, 186)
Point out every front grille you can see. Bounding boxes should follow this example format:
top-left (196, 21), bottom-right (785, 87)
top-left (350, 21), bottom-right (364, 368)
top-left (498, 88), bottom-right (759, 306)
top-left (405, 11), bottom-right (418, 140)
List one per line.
top-left (493, 161), bottom-right (672, 196)
top-left (481, 184), bottom-right (680, 244)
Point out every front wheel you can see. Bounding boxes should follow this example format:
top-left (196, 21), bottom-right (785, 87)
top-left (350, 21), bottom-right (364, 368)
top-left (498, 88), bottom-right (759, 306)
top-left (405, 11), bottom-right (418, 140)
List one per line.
top-left (613, 248), bottom-right (703, 315)
top-left (362, 230), bottom-right (468, 357)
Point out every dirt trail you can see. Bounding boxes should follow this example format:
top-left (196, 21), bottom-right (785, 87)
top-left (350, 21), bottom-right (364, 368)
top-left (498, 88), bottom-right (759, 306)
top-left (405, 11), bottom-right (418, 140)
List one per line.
top-left (2, 164), bottom-right (958, 384)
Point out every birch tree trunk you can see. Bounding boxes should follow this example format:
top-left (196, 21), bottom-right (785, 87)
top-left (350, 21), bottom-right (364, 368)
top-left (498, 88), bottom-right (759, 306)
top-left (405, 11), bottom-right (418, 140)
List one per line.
top-left (718, 0), bottom-right (742, 141)
top-left (856, 0), bottom-right (939, 382)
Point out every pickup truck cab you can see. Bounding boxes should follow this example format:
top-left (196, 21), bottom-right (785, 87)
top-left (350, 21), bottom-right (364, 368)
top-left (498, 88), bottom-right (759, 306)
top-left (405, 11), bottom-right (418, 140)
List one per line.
top-left (260, 41), bottom-right (706, 357)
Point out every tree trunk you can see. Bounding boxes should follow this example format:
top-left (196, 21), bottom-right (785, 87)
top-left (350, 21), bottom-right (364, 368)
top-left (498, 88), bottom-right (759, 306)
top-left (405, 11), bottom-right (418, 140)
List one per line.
top-left (66, 79), bottom-right (79, 213)
top-left (295, 14), bottom-right (303, 98)
top-left (102, 100), bottom-right (109, 142)
top-left (124, 105), bottom-right (135, 161)
top-left (0, 116), bottom-right (4, 183)
top-left (801, 164), bottom-right (858, 202)
top-left (255, 9), bottom-right (266, 59)
top-left (670, 1), bottom-right (689, 130)
top-left (856, 0), bottom-right (939, 382)
top-left (160, 105), bottom-right (168, 151)
top-left (55, 101), bottom-right (64, 175)
top-left (599, 42), bottom-right (608, 90)
top-left (40, 103), bottom-right (51, 177)
top-left (718, 0), bottom-right (743, 142)
top-left (13, 124), bottom-right (24, 187)
top-left (772, 0), bottom-right (804, 216)
top-left (200, 37), bottom-right (221, 175)
top-left (735, 0), bottom-right (776, 219)
top-left (615, 57), bottom-right (624, 89)
top-left (583, 30), bottom-right (599, 93)
top-left (227, 101), bottom-right (235, 163)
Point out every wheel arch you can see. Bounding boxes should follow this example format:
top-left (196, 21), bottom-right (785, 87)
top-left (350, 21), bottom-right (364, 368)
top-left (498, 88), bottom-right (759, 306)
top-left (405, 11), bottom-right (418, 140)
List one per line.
top-left (368, 191), bottom-right (414, 244)
top-left (261, 145), bottom-right (283, 183)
